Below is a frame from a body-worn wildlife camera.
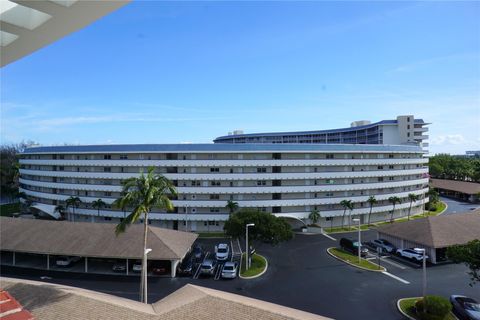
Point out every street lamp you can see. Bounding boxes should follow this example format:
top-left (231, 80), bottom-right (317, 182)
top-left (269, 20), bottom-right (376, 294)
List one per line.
top-left (353, 218), bottom-right (361, 263)
top-left (245, 223), bottom-right (255, 271)
top-left (142, 248), bottom-right (152, 304)
top-left (416, 248), bottom-right (427, 301)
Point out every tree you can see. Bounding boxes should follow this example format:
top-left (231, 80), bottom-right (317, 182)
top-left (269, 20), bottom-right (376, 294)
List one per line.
top-left (54, 205), bottom-right (66, 220)
top-left (366, 196), bottom-right (377, 225)
top-left (223, 208), bottom-right (293, 245)
top-left (308, 209), bottom-right (320, 225)
top-left (426, 188), bottom-right (439, 213)
top-left (407, 193), bottom-right (419, 221)
top-left (388, 196), bottom-right (401, 223)
top-left (225, 200), bottom-right (239, 215)
top-left (340, 200), bottom-right (353, 229)
top-left (114, 167), bottom-right (176, 304)
top-left (92, 198), bottom-right (106, 217)
top-left (65, 196), bottom-right (82, 222)
top-left (447, 239), bottom-right (480, 286)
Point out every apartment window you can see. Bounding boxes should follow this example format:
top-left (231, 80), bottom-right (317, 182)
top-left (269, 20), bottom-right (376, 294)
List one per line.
top-left (104, 191), bottom-right (112, 196)
top-left (407, 117), bottom-right (410, 122)
top-left (210, 194), bottom-right (220, 200)
top-left (389, 177), bottom-right (394, 181)
top-left (314, 167), bottom-right (318, 172)
top-left (377, 166), bottom-right (383, 170)
top-left (258, 207), bottom-right (267, 212)
top-left (119, 155), bottom-right (128, 160)
top-left (326, 154), bottom-right (334, 159)
top-left (208, 221), bottom-right (216, 226)
top-left (210, 208), bottom-right (220, 213)
top-left (104, 217), bottom-right (112, 221)
top-left (59, 155), bottom-right (64, 160)
top-left (191, 181), bottom-right (200, 186)
top-left (59, 166), bottom-right (64, 171)
top-left (166, 153), bottom-right (178, 160)
top-left (210, 167), bottom-right (220, 172)
top-left (407, 125), bottom-right (410, 129)
top-left (272, 153), bottom-right (281, 160)
top-left (257, 167), bottom-right (267, 173)
top-left (388, 154), bottom-right (394, 159)
top-left (407, 132), bottom-right (410, 137)
top-left (103, 167), bottom-right (111, 172)
top-left (389, 165), bottom-right (394, 169)
top-left (211, 181), bottom-right (221, 186)
top-left (326, 192), bottom-right (334, 197)
top-left (272, 193), bottom-right (281, 200)
top-left (378, 177), bottom-right (384, 182)
top-left (326, 179), bottom-right (335, 184)
top-left (104, 155), bottom-right (111, 160)
top-left (257, 180), bottom-right (266, 186)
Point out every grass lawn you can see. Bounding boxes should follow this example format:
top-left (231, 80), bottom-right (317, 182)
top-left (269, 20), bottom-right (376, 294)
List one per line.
top-left (0, 203), bottom-right (20, 217)
top-left (399, 298), bottom-right (456, 320)
top-left (329, 248), bottom-right (384, 271)
top-left (197, 232), bottom-right (228, 238)
top-left (324, 225), bottom-right (370, 233)
top-left (240, 253), bottom-right (267, 277)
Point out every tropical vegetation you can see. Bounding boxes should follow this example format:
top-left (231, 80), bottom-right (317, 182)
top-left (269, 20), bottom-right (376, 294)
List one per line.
top-left (340, 199), bottom-right (353, 229)
top-left (225, 200), bottom-right (239, 215)
top-left (429, 154), bottom-right (480, 182)
top-left (447, 239), bottom-right (480, 286)
top-left (308, 209), bottom-right (320, 224)
top-left (388, 196), bottom-right (401, 223)
top-left (366, 195), bottom-right (377, 225)
top-left (113, 167), bottom-right (176, 303)
top-left (65, 196), bottom-right (82, 222)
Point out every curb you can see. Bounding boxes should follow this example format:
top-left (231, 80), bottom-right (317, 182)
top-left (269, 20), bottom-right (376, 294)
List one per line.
top-left (438, 201), bottom-right (448, 215)
top-left (239, 254), bottom-right (268, 280)
top-left (326, 247), bottom-right (386, 272)
top-left (397, 298), bottom-right (420, 320)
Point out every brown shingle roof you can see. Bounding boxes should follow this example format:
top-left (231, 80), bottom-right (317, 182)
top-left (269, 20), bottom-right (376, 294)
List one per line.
top-left (430, 178), bottom-right (480, 195)
top-left (0, 217), bottom-right (197, 260)
top-left (376, 212), bottom-right (480, 248)
top-left (0, 277), bottom-right (332, 320)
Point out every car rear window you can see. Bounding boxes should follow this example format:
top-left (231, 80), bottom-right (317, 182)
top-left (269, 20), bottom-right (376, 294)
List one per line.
top-left (223, 266), bottom-right (233, 270)
top-left (218, 248), bottom-right (227, 253)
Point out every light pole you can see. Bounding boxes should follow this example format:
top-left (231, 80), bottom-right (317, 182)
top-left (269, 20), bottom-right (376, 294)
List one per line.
top-left (353, 218), bottom-right (361, 263)
top-left (245, 223), bottom-right (255, 271)
top-left (417, 248), bottom-right (427, 301)
top-left (142, 248), bottom-right (152, 304)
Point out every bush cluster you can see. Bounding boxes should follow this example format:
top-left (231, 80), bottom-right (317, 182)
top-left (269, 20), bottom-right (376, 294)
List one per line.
top-left (415, 295), bottom-right (452, 320)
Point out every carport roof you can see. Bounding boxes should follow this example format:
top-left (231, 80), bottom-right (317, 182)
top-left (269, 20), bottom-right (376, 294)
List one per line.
top-left (1, 277), bottom-right (332, 320)
top-left (376, 212), bottom-right (480, 248)
top-left (0, 217), bottom-right (197, 260)
top-left (430, 178), bottom-right (480, 195)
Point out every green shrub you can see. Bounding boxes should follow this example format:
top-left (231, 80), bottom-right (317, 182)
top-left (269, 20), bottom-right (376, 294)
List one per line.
top-left (415, 296), bottom-right (452, 320)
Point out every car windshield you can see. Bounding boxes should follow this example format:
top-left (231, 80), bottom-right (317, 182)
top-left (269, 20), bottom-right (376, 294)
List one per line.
top-left (218, 248), bottom-right (227, 253)
top-left (223, 266), bottom-right (234, 271)
top-left (353, 242), bottom-right (361, 247)
top-left (464, 302), bottom-right (480, 311)
top-left (201, 265), bottom-right (211, 269)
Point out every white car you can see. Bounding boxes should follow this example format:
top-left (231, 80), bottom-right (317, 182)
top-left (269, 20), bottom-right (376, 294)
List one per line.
top-left (221, 261), bottom-right (238, 279)
top-left (56, 256), bottom-right (81, 267)
top-left (132, 261), bottom-right (143, 272)
top-left (215, 243), bottom-right (230, 261)
top-left (396, 248), bottom-right (428, 261)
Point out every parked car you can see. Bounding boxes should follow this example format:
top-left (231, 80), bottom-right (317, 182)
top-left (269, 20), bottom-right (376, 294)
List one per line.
top-left (132, 261), bottom-right (143, 273)
top-left (215, 243), bottom-right (230, 261)
top-left (339, 238), bottom-right (368, 257)
top-left (112, 262), bottom-right (126, 272)
top-left (151, 266), bottom-right (168, 275)
top-left (200, 259), bottom-right (217, 276)
top-left (450, 295), bottom-right (480, 320)
top-left (371, 239), bottom-right (396, 253)
top-left (221, 261), bottom-right (238, 279)
top-left (192, 245), bottom-right (205, 261)
top-left (55, 256), bottom-right (81, 267)
top-left (396, 248), bottom-right (428, 261)
top-left (177, 257), bottom-right (194, 276)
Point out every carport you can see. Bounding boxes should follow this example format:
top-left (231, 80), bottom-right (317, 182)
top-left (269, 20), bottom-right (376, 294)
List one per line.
top-left (0, 217), bottom-right (197, 277)
top-left (375, 212), bottom-right (480, 264)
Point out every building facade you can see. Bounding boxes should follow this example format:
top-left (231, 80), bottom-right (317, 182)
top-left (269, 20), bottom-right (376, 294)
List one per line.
top-left (214, 115), bottom-right (429, 149)
top-left (19, 141), bottom-right (429, 231)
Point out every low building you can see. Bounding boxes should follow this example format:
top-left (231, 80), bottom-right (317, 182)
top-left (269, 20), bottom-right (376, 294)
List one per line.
top-left (0, 217), bottom-right (197, 277)
top-left (376, 212), bottom-right (480, 264)
top-left (0, 277), bottom-right (331, 320)
top-left (430, 178), bottom-right (480, 203)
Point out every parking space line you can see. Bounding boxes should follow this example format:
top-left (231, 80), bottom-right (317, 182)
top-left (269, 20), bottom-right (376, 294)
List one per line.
top-left (382, 271), bottom-right (410, 284)
top-left (214, 263), bottom-right (223, 280)
top-left (321, 232), bottom-right (336, 241)
top-left (380, 257), bottom-right (407, 270)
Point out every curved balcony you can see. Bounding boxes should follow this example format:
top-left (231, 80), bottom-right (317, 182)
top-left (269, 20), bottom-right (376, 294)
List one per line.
top-left (19, 168), bottom-right (428, 181)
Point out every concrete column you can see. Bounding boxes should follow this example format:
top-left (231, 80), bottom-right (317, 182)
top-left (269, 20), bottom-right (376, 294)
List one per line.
top-left (13, 251), bottom-right (15, 266)
top-left (170, 260), bottom-right (179, 278)
top-left (85, 257), bottom-right (88, 273)
top-left (126, 258), bottom-right (129, 275)
top-left (47, 254), bottom-right (50, 270)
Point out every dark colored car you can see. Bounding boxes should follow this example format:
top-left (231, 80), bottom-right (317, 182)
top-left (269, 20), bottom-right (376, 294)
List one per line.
top-left (177, 257), bottom-right (194, 276)
top-left (192, 245), bottom-right (204, 261)
top-left (340, 238), bottom-right (368, 257)
top-left (450, 295), bottom-right (480, 320)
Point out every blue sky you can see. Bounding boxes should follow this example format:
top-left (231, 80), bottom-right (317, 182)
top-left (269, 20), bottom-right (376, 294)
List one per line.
top-left (1, 1), bottom-right (479, 154)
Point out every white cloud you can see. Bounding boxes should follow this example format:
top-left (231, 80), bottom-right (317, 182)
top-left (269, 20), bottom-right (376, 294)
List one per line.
top-left (430, 134), bottom-right (466, 145)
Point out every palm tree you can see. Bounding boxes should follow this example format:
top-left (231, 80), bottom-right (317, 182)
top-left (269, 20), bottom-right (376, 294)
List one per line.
top-left (114, 167), bottom-right (176, 304)
top-left (225, 200), bottom-right (239, 215)
top-left (309, 209), bottom-right (320, 225)
top-left (407, 193), bottom-right (419, 221)
top-left (340, 200), bottom-right (353, 229)
top-left (388, 196), bottom-right (401, 223)
top-left (54, 205), bottom-right (66, 220)
top-left (366, 196), bottom-right (377, 226)
top-left (92, 198), bottom-right (106, 217)
top-left (65, 196), bottom-right (81, 222)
